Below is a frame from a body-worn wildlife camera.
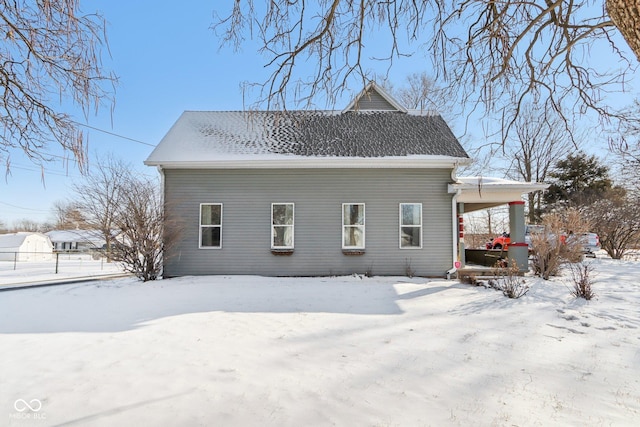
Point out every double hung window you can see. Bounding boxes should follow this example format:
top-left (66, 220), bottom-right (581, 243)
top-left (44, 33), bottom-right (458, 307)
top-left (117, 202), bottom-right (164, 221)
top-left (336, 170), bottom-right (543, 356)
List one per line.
top-left (342, 203), bottom-right (365, 249)
top-left (200, 203), bottom-right (222, 248)
top-left (272, 203), bottom-right (295, 249)
top-left (400, 203), bottom-right (422, 249)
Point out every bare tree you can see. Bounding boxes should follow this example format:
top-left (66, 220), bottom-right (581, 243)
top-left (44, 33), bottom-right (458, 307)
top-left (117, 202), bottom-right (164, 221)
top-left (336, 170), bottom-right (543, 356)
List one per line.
top-left (497, 104), bottom-right (573, 223)
top-left (583, 191), bottom-right (640, 259)
top-left (621, 156), bottom-right (640, 193)
top-left (214, 1), bottom-right (639, 140)
top-left (613, 100), bottom-right (640, 186)
top-left (72, 156), bottom-right (182, 281)
top-left (52, 200), bottom-right (90, 230)
top-left (393, 72), bottom-right (452, 114)
top-left (11, 219), bottom-right (42, 232)
top-left (111, 175), bottom-right (181, 282)
top-left (0, 0), bottom-right (115, 170)
top-left (73, 156), bottom-right (128, 261)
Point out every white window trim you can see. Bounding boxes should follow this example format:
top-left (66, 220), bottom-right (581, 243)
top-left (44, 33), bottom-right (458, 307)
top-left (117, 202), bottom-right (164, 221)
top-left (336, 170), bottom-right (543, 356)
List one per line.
top-left (199, 203), bottom-right (223, 249)
top-left (342, 203), bottom-right (366, 250)
top-left (399, 203), bottom-right (423, 249)
top-left (271, 202), bottom-right (295, 249)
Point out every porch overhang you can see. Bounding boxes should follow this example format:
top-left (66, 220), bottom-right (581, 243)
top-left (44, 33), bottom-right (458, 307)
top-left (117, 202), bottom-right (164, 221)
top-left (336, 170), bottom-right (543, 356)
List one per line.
top-left (448, 176), bottom-right (549, 213)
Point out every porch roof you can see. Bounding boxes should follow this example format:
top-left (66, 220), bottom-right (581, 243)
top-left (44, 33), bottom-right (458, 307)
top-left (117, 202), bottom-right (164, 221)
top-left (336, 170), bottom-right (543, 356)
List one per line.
top-left (449, 176), bottom-right (549, 213)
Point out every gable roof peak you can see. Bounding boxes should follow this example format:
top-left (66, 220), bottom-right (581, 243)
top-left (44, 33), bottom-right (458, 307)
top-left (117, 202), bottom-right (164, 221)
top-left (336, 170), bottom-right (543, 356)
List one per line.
top-left (342, 81), bottom-right (407, 113)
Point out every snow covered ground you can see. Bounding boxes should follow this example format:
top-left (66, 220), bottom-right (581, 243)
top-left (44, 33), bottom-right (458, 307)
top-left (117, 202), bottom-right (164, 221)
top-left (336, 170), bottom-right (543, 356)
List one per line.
top-left (1, 254), bottom-right (639, 426)
top-left (0, 254), bottom-right (124, 287)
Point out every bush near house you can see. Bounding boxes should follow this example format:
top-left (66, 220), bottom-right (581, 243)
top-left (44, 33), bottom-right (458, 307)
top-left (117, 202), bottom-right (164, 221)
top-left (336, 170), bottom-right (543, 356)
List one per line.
top-left (490, 258), bottom-right (529, 299)
top-left (530, 210), bottom-right (587, 280)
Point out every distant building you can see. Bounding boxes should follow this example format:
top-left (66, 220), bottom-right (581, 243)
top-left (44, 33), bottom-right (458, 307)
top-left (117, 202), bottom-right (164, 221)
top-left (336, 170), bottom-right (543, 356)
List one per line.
top-left (0, 232), bottom-right (54, 261)
top-left (45, 230), bottom-right (105, 252)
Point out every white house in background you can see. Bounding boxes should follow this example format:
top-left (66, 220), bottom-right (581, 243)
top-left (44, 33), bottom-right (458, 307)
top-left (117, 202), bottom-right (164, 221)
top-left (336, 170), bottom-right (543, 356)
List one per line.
top-left (46, 230), bottom-right (105, 252)
top-left (0, 232), bottom-right (54, 261)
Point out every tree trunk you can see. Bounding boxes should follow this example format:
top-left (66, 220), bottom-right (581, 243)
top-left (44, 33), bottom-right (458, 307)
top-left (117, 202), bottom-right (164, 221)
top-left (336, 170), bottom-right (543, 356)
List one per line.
top-left (607, 0), bottom-right (640, 61)
top-left (528, 192), bottom-right (536, 224)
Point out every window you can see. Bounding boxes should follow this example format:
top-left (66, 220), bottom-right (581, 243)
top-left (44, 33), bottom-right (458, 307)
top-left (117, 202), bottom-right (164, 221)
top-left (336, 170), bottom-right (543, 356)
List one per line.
top-left (200, 203), bottom-right (222, 248)
top-left (400, 203), bottom-right (422, 249)
top-left (342, 203), bottom-right (365, 249)
top-left (272, 203), bottom-right (294, 249)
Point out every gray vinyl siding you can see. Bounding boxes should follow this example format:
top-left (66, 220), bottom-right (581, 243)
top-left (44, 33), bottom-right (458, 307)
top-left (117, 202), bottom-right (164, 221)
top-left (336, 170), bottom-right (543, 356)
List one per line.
top-left (163, 168), bottom-right (454, 277)
top-left (350, 90), bottom-right (397, 111)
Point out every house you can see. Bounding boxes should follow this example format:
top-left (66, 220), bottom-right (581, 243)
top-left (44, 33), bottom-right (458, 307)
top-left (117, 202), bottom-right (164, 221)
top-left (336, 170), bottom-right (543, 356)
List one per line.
top-left (0, 232), bottom-right (54, 261)
top-left (46, 230), bottom-right (105, 252)
top-left (145, 82), bottom-right (540, 277)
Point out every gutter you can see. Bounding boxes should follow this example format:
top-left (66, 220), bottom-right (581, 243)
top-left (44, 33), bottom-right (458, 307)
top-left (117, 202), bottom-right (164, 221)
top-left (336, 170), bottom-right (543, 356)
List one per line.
top-left (144, 156), bottom-right (473, 170)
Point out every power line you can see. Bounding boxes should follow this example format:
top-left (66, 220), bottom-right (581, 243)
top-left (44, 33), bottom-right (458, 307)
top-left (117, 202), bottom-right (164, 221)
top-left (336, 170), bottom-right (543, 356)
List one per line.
top-left (73, 121), bottom-right (155, 147)
top-left (0, 200), bottom-right (50, 213)
top-left (4, 163), bottom-right (82, 178)
top-left (4, 123), bottom-right (155, 169)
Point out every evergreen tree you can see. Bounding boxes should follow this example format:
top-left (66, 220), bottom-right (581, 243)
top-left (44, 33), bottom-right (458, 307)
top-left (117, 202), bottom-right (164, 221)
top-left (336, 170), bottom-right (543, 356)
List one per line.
top-left (544, 152), bottom-right (616, 208)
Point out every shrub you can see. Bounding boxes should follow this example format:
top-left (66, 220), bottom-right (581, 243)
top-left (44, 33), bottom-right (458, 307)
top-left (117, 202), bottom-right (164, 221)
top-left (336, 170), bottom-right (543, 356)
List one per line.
top-left (459, 274), bottom-right (479, 285)
top-left (530, 209), bottom-right (587, 280)
top-left (491, 258), bottom-right (529, 299)
top-left (568, 262), bottom-right (596, 300)
top-left (404, 258), bottom-right (415, 278)
top-left (364, 263), bottom-right (374, 278)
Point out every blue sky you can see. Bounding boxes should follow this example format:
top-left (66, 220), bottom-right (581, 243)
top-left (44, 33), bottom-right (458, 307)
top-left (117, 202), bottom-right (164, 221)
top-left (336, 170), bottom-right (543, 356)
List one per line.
top-left (0, 1), bottom-right (631, 226)
top-left (0, 1), bottom-right (436, 226)
top-left (1, 1), bottom-right (270, 224)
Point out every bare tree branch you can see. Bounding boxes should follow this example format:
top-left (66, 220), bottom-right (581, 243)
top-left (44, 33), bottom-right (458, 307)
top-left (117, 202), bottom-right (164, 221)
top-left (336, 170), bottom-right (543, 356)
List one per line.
top-left (72, 155), bottom-right (127, 261)
top-left (214, 1), bottom-right (639, 140)
top-left (495, 103), bottom-right (574, 222)
top-left (0, 0), bottom-right (116, 170)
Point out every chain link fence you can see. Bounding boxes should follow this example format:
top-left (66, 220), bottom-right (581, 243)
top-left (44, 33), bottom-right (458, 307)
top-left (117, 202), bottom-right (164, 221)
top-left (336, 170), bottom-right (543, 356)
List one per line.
top-left (0, 250), bottom-right (123, 279)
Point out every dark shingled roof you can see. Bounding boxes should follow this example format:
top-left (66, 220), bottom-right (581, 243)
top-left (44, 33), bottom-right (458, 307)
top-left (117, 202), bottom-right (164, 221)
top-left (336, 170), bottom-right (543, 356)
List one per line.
top-left (147, 110), bottom-right (469, 164)
top-left (270, 111), bottom-right (468, 158)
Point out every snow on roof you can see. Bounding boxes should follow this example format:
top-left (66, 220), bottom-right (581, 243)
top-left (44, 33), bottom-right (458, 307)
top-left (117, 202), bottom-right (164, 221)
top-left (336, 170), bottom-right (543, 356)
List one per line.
top-left (145, 110), bottom-right (470, 167)
top-left (455, 176), bottom-right (549, 190)
top-left (45, 230), bottom-right (105, 245)
top-left (0, 232), bottom-right (49, 248)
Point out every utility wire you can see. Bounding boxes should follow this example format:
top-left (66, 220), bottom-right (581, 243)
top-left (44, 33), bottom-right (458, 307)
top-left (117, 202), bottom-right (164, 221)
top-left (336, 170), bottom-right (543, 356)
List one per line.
top-left (5, 163), bottom-right (81, 178)
top-left (72, 121), bottom-right (155, 147)
top-left (2, 124), bottom-right (154, 219)
top-left (0, 200), bottom-right (50, 212)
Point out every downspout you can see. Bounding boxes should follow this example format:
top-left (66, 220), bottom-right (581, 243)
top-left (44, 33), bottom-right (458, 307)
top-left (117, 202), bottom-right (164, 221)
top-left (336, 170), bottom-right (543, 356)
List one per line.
top-left (156, 166), bottom-right (171, 277)
top-left (156, 165), bottom-right (165, 213)
top-left (446, 164), bottom-right (462, 279)
top-left (157, 165), bottom-right (165, 186)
